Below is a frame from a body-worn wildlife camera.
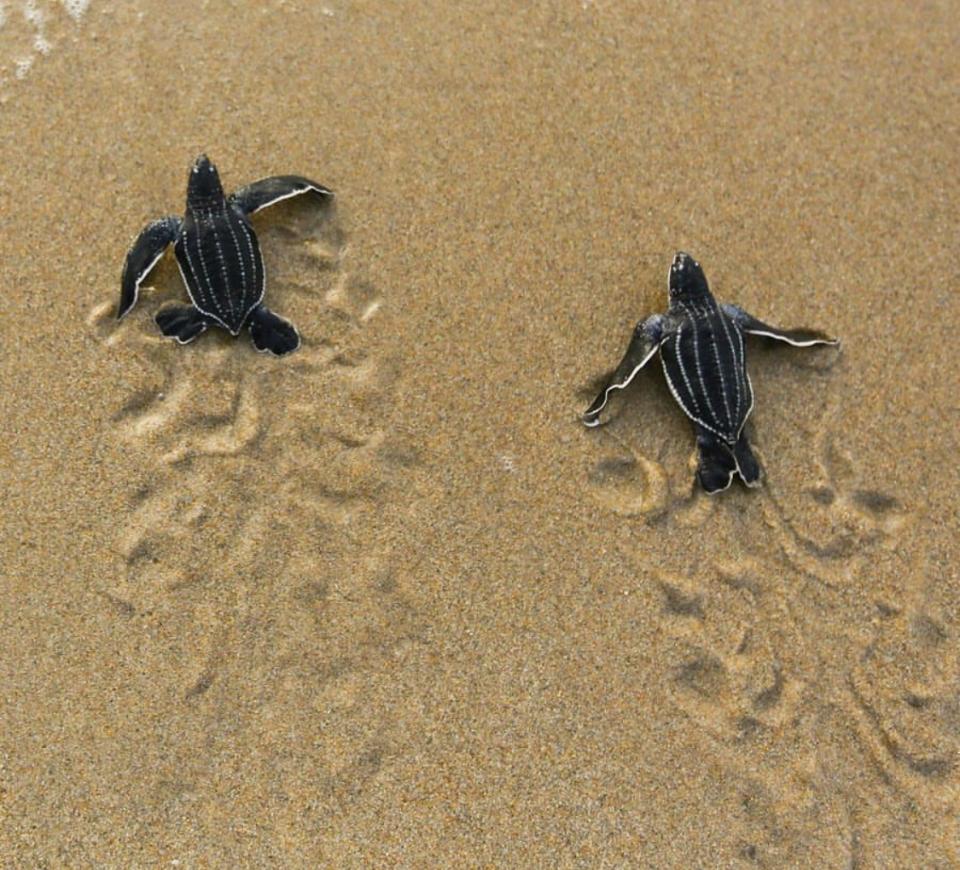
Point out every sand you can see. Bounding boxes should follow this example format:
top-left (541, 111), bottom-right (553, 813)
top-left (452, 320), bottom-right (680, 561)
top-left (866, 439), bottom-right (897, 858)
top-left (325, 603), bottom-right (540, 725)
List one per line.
top-left (1, 0), bottom-right (958, 865)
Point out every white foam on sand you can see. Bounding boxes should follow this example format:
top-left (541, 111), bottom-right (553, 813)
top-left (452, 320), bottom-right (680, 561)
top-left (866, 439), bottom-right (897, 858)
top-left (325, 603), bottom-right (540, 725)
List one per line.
top-left (61, 0), bottom-right (89, 21)
top-left (2, 0), bottom-right (92, 92)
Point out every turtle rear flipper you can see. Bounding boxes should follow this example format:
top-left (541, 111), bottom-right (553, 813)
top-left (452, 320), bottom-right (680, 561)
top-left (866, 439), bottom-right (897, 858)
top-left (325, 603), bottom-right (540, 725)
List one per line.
top-left (119, 216), bottom-right (182, 319)
top-left (721, 304), bottom-right (839, 347)
top-left (696, 430), bottom-right (738, 494)
top-left (733, 434), bottom-right (762, 487)
top-left (155, 306), bottom-right (212, 344)
top-left (229, 176), bottom-right (333, 216)
top-left (248, 305), bottom-right (300, 356)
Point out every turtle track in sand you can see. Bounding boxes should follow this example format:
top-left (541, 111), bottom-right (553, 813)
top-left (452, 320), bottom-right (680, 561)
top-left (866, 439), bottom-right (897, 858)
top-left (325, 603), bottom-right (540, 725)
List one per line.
top-left (579, 348), bottom-right (956, 863)
top-left (87, 199), bottom-right (431, 843)
top-left (653, 462), bottom-right (955, 864)
top-left (680, 499), bottom-right (952, 863)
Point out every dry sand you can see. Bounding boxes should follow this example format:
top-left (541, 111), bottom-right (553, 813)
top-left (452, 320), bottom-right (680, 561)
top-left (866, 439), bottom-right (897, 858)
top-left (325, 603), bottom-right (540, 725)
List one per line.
top-left (1, 0), bottom-right (958, 865)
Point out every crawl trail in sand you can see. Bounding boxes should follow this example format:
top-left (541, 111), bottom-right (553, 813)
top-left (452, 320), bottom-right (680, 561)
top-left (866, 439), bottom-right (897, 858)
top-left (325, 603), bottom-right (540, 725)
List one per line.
top-left (88, 197), bottom-right (429, 830)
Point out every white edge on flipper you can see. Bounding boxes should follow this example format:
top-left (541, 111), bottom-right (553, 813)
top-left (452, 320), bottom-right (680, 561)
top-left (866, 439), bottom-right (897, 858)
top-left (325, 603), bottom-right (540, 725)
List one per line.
top-left (700, 438), bottom-right (740, 495)
top-left (714, 392), bottom-right (760, 493)
top-left (251, 331), bottom-right (302, 356)
top-left (250, 311), bottom-right (301, 357)
top-left (164, 324), bottom-right (209, 346)
top-left (737, 463), bottom-right (763, 488)
top-left (582, 345), bottom-right (662, 427)
top-left (732, 448), bottom-right (763, 489)
top-left (118, 248), bottom-right (166, 320)
top-left (119, 217), bottom-right (183, 320)
top-left (703, 465), bottom-right (736, 495)
top-left (743, 329), bottom-right (840, 348)
top-left (248, 183), bottom-right (335, 215)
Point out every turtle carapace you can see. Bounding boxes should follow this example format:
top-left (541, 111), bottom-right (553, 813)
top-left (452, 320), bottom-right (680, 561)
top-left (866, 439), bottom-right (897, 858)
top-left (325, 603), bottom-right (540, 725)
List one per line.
top-left (118, 154), bottom-right (334, 356)
top-left (583, 252), bottom-right (839, 493)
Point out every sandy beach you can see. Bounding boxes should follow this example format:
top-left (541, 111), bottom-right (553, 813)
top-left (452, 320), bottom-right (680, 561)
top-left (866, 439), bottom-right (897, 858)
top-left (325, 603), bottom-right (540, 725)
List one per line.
top-left (1, 0), bottom-right (958, 864)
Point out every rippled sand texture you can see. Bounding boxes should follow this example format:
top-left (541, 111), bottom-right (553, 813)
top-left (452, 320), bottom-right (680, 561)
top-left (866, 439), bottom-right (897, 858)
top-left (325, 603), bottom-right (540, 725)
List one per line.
top-left (1, 0), bottom-right (958, 865)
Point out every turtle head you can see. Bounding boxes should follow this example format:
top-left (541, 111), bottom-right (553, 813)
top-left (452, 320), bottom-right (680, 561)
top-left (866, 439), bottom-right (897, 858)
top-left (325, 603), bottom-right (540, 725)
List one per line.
top-left (187, 154), bottom-right (225, 203)
top-left (668, 251), bottom-right (711, 305)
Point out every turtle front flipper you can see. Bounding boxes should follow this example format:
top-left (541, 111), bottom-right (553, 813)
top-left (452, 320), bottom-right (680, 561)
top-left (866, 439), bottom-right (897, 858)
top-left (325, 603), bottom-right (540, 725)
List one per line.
top-left (721, 304), bottom-right (839, 347)
top-left (228, 176), bottom-right (334, 216)
top-left (248, 305), bottom-right (300, 356)
top-left (583, 314), bottom-right (665, 427)
top-left (696, 430), bottom-right (738, 494)
top-left (155, 306), bottom-right (213, 344)
top-left (118, 216), bottom-right (182, 319)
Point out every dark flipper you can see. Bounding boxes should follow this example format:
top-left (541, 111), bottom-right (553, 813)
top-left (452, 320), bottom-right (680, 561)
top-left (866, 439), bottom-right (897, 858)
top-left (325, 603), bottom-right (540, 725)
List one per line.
top-left (722, 304), bottom-right (839, 347)
top-left (119, 216), bottom-right (182, 319)
top-left (229, 176), bottom-right (334, 216)
top-left (696, 429), bottom-right (738, 494)
top-left (582, 314), bottom-right (665, 426)
top-left (155, 306), bottom-right (212, 344)
top-left (248, 305), bottom-right (300, 356)
top-left (733, 434), bottom-right (762, 487)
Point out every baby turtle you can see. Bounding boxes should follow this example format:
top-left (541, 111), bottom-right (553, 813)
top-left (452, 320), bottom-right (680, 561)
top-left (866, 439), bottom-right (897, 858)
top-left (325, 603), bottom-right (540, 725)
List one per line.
top-left (583, 252), bottom-right (839, 493)
top-left (117, 154), bottom-right (334, 355)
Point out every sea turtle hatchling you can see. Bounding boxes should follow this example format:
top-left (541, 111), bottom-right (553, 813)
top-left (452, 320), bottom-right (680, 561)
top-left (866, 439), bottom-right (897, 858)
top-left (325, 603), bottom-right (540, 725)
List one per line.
top-left (583, 252), bottom-right (839, 493)
top-left (117, 154), bottom-right (334, 355)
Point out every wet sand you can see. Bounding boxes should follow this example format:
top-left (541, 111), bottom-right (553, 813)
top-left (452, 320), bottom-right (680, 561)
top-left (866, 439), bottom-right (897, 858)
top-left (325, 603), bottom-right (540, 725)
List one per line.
top-left (1, 0), bottom-right (958, 864)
